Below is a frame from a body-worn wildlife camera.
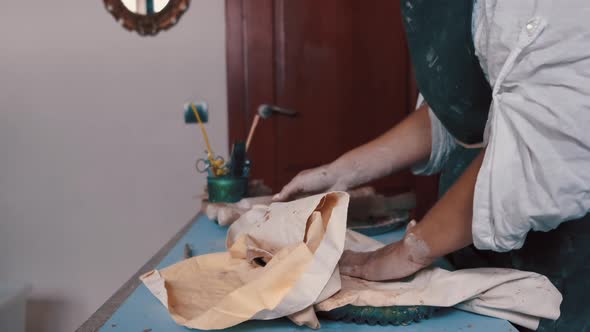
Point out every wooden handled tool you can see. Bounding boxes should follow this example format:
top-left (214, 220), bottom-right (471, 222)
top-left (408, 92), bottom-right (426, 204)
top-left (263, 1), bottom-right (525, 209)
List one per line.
top-left (245, 105), bottom-right (298, 152)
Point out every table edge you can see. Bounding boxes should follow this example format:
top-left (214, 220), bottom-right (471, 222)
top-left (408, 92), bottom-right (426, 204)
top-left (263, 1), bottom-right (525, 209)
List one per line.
top-left (76, 213), bottom-right (200, 332)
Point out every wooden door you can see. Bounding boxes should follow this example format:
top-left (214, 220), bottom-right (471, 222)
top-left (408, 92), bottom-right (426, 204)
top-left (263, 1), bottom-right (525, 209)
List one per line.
top-left (226, 0), bottom-right (437, 216)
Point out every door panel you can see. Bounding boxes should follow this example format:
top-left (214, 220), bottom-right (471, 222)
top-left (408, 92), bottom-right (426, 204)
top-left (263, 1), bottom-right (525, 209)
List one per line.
top-left (226, 0), bottom-right (279, 189)
top-left (275, 0), bottom-right (413, 194)
top-left (226, 0), bottom-right (437, 212)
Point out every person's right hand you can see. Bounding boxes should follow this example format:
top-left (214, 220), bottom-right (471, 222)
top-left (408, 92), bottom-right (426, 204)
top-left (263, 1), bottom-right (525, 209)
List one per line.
top-left (273, 165), bottom-right (347, 201)
top-left (339, 221), bottom-right (434, 281)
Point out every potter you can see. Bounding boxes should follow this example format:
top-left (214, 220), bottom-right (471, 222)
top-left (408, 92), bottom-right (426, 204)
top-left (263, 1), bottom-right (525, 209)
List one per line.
top-left (277, 1), bottom-right (590, 330)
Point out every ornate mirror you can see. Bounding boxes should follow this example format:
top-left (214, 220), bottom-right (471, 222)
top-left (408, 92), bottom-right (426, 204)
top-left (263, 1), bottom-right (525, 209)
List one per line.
top-left (104, 0), bottom-right (191, 36)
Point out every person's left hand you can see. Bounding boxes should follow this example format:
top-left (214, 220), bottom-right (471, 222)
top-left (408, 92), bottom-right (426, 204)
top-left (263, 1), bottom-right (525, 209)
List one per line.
top-left (339, 222), bottom-right (435, 281)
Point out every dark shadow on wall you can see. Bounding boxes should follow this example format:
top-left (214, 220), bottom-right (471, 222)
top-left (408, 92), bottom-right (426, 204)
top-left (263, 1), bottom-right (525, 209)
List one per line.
top-left (26, 298), bottom-right (67, 332)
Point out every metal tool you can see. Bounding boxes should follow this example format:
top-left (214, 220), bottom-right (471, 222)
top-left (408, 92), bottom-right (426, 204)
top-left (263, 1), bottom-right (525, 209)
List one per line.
top-left (184, 102), bottom-right (209, 124)
top-left (246, 104), bottom-right (298, 151)
top-left (196, 155), bottom-right (226, 176)
top-left (184, 102), bottom-right (227, 176)
top-left (257, 104), bottom-right (298, 119)
top-left (228, 142), bottom-right (247, 177)
top-left (183, 243), bottom-right (193, 259)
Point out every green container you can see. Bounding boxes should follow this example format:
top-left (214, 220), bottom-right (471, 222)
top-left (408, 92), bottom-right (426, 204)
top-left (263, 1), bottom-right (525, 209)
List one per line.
top-left (207, 176), bottom-right (248, 203)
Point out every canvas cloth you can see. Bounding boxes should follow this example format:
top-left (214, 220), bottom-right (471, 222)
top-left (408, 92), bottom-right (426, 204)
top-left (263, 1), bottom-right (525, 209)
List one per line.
top-left (141, 192), bottom-right (561, 330)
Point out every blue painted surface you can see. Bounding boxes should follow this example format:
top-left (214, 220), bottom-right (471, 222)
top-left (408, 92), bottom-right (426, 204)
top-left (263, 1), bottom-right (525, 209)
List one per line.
top-left (100, 215), bottom-right (515, 332)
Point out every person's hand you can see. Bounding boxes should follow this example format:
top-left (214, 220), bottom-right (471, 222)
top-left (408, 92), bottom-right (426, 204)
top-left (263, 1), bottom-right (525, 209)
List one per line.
top-left (339, 221), bottom-right (434, 281)
top-left (273, 165), bottom-right (347, 201)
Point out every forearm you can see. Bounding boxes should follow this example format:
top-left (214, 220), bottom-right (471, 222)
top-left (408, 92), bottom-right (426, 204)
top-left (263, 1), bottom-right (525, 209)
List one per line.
top-left (340, 150), bottom-right (485, 281)
top-left (329, 104), bottom-right (432, 189)
top-left (410, 150), bottom-right (485, 262)
top-left (275, 103), bottom-right (433, 201)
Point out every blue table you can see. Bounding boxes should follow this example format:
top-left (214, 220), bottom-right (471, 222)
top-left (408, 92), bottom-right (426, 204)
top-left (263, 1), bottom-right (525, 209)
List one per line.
top-left (80, 215), bottom-right (516, 332)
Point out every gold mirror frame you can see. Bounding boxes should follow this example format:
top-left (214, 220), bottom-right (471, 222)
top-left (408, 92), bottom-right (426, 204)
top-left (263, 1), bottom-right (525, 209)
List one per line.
top-left (103, 0), bottom-right (191, 36)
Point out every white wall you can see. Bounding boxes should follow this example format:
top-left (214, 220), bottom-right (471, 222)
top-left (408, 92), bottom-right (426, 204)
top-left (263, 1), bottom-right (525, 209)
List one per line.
top-left (0, 1), bottom-right (227, 331)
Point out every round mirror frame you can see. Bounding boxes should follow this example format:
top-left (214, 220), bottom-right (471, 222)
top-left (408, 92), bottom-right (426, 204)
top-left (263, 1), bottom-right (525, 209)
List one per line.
top-left (103, 0), bottom-right (191, 36)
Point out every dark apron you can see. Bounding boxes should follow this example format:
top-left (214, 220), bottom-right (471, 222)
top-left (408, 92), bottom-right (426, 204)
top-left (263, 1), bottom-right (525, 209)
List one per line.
top-left (401, 1), bottom-right (590, 331)
top-left (402, 0), bottom-right (491, 145)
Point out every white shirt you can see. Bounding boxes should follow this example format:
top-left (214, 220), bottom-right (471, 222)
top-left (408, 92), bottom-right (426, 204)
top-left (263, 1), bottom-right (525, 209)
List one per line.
top-left (413, 0), bottom-right (590, 252)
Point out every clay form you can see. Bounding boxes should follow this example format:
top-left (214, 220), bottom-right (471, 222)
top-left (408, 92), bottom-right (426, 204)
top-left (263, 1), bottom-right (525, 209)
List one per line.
top-left (347, 210), bottom-right (409, 236)
top-left (318, 305), bottom-right (436, 326)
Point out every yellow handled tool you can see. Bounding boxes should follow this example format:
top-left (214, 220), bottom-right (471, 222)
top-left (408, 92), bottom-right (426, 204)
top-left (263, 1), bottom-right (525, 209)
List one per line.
top-left (190, 103), bottom-right (226, 176)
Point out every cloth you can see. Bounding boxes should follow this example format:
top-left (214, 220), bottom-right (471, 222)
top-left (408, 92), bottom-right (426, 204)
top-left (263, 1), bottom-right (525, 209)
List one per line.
top-left (141, 192), bottom-right (349, 330)
top-left (319, 231), bottom-right (561, 331)
top-left (317, 269), bottom-right (559, 331)
top-left (412, 97), bottom-right (459, 176)
top-left (471, 0), bottom-right (590, 251)
top-left (141, 192), bottom-right (561, 330)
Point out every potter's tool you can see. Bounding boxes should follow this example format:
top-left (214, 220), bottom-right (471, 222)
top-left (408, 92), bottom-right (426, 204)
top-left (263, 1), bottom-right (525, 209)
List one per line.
top-left (204, 142), bottom-right (249, 203)
top-left (184, 102), bottom-right (226, 176)
top-left (229, 142), bottom-right (247, 177)
top-left (245, 115), bottom-right (260, 151)
top-left (196, 142), bottom-right (248, 177)
top-left (184, 244), bottom-right (193, 259)
top-left (258, 104), bottom-right (298, 119)
top-left (184, 102), bottom-right (209, 124)
top-left (245, 104), bottom-right (298, 151)
top-left (196, 155), bottom-right (226, 176)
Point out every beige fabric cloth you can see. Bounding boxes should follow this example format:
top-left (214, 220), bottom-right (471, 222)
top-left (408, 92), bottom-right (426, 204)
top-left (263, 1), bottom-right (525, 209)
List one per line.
top-left (142, 192), bottom-right (349, 330)
top-left (317, 269), bottom-right (560, 330)
top-left (142, 192), bottom-right (562, 331)
top-left (325, 230), bottom-right (562, 331)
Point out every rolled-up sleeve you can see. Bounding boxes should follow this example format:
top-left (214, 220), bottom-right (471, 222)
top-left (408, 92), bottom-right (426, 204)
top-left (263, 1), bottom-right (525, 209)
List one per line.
top-left (412, 108), bottom-right (458, 176)
top-left (472, 0), bottom-right (590, 252)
